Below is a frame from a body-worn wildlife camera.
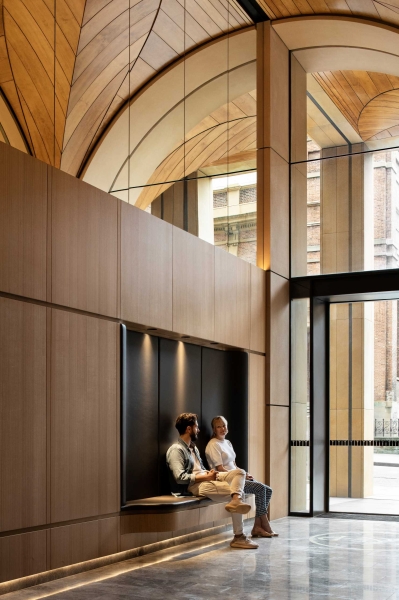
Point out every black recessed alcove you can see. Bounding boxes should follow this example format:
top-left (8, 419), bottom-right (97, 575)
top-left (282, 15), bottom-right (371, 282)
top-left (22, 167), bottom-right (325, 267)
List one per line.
top-left (121, 325), bottom-right (248, 507)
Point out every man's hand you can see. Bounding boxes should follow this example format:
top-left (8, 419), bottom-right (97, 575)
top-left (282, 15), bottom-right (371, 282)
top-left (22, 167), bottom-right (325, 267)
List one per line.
top-left (204, 469), bottom-right (217, 481)
top-left (246, 472), bottom-right (254, 481)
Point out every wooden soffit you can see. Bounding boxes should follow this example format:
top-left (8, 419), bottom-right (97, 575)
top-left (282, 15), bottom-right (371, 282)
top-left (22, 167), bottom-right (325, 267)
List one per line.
top-left (0, 0), bottom-right (252, 174)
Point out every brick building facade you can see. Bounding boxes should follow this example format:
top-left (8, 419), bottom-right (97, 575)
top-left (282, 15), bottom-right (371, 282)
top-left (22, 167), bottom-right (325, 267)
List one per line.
top-left (307, 142), bottom-right (399, 421)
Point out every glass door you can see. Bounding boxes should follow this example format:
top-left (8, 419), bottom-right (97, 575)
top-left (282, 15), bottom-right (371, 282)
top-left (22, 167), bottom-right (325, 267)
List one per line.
top-left (329, 300), bottom-right (399, 515)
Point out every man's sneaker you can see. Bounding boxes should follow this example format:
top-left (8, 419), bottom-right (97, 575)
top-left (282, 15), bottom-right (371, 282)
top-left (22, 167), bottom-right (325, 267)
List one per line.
top-left (230, 535), bottom-right (259, 549)
top-left (225, 498), bottom-right (251, 514)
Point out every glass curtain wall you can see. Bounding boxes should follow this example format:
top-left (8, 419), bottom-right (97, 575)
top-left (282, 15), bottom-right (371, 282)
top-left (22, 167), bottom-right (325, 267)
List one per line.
top-left (109, 6), bottom-right (257, 265)
top-left (290, 55), bottom-right (399, 514)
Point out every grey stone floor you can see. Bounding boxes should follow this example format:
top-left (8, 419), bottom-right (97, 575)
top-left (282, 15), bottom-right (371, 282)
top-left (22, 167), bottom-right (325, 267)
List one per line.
top-left (6, 516), bottom-right (399, 600)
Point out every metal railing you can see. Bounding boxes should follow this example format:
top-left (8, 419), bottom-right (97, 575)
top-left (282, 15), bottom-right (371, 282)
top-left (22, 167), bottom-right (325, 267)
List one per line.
top-left (375, 419), bottom-right (399, 438)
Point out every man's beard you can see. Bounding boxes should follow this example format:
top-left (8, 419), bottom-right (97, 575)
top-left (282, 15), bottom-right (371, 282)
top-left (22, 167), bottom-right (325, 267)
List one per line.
top-left (190, 432), bottom-right (198, 442)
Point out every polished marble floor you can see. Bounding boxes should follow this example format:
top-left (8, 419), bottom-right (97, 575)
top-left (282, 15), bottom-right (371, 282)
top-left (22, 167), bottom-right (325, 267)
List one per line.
top-left (5, 517), bottom-right (399, 600)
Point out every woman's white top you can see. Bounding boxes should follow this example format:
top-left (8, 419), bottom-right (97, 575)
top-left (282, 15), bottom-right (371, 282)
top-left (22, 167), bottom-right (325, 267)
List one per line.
top-left (205, 437), bottom-right (236, 470)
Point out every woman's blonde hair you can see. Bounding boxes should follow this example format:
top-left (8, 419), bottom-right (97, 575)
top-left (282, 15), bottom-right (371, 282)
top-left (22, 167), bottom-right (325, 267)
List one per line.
top-left (211, 415), bottom-right (227, 437)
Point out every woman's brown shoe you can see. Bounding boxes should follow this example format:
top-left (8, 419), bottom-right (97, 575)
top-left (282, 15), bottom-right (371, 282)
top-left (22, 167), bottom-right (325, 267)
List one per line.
top-left (251, 527), bottom-right (273, 538)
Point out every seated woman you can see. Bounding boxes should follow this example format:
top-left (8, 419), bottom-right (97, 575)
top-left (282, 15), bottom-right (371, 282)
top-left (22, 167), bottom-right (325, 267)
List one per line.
top-left (205, 415), bottom-right (278, 538)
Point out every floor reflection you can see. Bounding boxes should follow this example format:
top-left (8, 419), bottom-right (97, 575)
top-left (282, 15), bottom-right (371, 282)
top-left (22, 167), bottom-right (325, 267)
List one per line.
top-left (4, 517), bottom-right (399, 600)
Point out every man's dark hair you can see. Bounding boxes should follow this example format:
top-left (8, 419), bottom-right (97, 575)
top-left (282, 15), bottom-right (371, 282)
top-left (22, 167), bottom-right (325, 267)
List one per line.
top-left (175, 413), bottom-right (198, 434)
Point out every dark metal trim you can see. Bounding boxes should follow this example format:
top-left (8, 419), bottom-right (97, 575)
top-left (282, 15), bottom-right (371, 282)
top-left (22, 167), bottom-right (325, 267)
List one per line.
top-left (234, 0), bottom-right (269, 22)
top-left (120, 324), bottom-right (127, 508)
top-left (291, 268), bottom-right (399, 303)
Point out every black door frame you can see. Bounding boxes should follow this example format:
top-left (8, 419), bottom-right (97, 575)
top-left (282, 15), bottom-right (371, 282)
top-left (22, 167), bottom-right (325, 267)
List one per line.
top-left (290, 268), bottom-right (399, 517)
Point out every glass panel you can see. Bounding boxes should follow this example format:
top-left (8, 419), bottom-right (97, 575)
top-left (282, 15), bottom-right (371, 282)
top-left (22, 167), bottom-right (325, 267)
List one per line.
top-left (291, 147), bottom-right (399, 276)
top-left (290, 298), bottom-right (310, 513)
top-left (329, 300), bottom-right (399, 515)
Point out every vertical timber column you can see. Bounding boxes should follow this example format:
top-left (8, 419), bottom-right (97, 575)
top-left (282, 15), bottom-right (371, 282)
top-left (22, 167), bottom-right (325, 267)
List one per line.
top-left (257, 22), bottom-right (290, 519)
top-left (322, 147), bottom-right (374, 499)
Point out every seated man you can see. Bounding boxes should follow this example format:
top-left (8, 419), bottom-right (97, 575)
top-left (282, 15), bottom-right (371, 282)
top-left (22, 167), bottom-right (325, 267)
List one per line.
top-left (166, 412), bottom-right (258, 550)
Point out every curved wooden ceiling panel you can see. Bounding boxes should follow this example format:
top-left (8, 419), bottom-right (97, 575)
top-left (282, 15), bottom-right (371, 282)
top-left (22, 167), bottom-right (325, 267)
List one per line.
top-left (2, 0), bottom-right (85, 166)
top-left (358, 89), bottom-right (399, 140)
top-left (61, 0), bottom-right (252, 176)
top-left (0, 0), bottom-right (251, 176)
top-left (257, 0), bottom-right (399, 27)
top-left (313, 70), bottom-right (399, 143)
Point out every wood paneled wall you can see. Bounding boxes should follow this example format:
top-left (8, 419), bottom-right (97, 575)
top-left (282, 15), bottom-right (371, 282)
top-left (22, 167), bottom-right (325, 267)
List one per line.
top-left (257, 22), bottom-right (290, 520)
top-left (0, 143), bottom-right (266, 588)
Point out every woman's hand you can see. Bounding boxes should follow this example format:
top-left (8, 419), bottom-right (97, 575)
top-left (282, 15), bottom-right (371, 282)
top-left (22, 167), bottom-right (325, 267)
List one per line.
top-left (246, 472), bottom-right (254, 481)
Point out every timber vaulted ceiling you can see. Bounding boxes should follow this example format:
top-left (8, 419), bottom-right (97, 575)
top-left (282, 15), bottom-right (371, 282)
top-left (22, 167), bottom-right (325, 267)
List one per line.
top-left (256, 0), bottom-right (399, 26)
top-left (0, 0), bottom-right (251, 174)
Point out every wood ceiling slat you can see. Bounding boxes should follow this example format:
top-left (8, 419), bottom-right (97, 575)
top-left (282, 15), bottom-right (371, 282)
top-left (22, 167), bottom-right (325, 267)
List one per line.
top-left (292, 0), bottom-right (315, 13)
top-left (78, 0), bottom-right (128, 53)
top-left (271, 0), bottom-right (300, 16)
top-left (387, 74), bottom-right (399, 88)
top-left (7, 43), bottom-right (56, 162)
top-left (254, 0), bottom-right (280, 18)
top-left (55, 24), bottom-right (76, 84)
top-left (139, 31), bottom-right (178, 70)
top-left (197, 0), bottom-right (231, 30)
top-left (65, 48), bottom-right (129, 145)
top-left (73, 12), bottom-right (127, 81)
top-left (130, 0), bottom-right (160, 26)
top-left (4, 12), bottom-right (55, 119)
top-left (0, 36), bottom-right (12, 83)
top-left (2, 79), bottom-right (31, 147)
top-left (177, 0), bottom-right (223, 37)
top-left (346, 0), bottom-right (380, 18)
top-left (56, 0), bottom-right (81, 51)
top-left (5, 1), bottom-right (55, 83)
top-left (313, 71), bottom-right (359, 131)
top-left (306, 0), bottom-right (331, 12)
top-left (83, 0), bottom-right (113, 25)
top-left (64, 0), bottom-right (86, 24)
top-left (325, 0), bottom-right (351, 12)
top-left (368, 72), bottom-right (397, 94)
top-left (61, 65), bottom-right (128, 172)
top-left (55, 54), bottom-right (71, 114)
top-left (42, 0), bottom-right (55, 15)
top-left (69, 26), bottom-right (130, 112)
top-left (340, 71), bottom-right (373, 105)
top-left (19, 0), bottom-right (55, 47)
top-left (331, 70), bottom-right (364, 112)
top-left (221, 0), bottom-right (244, 26)
top-left (350, 70), bottom-right (379, 98)
top-left (152, 10), bottom-right (186, 54)
top-left (127, 56), bottom-right (156, 92)
top-left (18, 89), bottom-right (51, 162)
top-left (374, 4), bottom-right (399, 27)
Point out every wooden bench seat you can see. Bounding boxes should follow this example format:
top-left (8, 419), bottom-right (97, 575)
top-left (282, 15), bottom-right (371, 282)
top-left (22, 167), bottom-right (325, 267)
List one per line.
top-left (120, 494), bottom-right (255, 535)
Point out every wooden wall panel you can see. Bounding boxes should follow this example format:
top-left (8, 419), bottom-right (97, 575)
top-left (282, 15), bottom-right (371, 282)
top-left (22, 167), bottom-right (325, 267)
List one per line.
top-left (266, 271), bottom-right (289, 407)
top-left (121, 202), bottom-right (173, 330)
top-left (173, 228), bottom-right (214, 340)
top-left (215, 247), bottom-right (250, 348)
top-left (266, 405), bottom-right (289, 520)
top-left (248, 353), bottom-right (266, 483)
top-left (250, 264), bottom-right (266, 352)
top-left (257, 22), bottom-right (289, 162)
top-left (0, 144), bottom-right (47, 300)
top-left (50, 517), bottom-right (119, 569)
top-left (50, 168), bottom-right (118, 317)
top-left (0, 531), bottom-right (47, 584)
top-left (0, 298), bottom-right (47, 533)
top-left (50, 310), bottom-right (119, 522)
